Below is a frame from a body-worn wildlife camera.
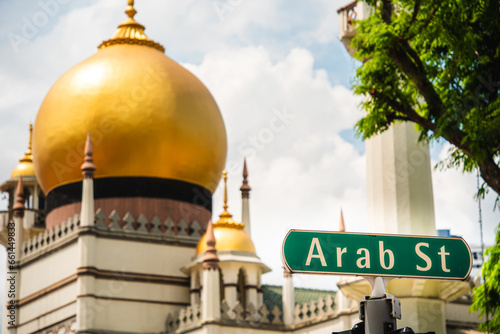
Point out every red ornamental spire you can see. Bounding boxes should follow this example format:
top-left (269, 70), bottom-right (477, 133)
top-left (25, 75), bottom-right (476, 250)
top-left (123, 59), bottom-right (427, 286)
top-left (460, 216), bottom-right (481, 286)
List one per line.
top-left (339, 208), bottom-right (346, 232)
top-left (240, 159), bottom-right (251, 198)
top-left (81, 133), bottom-right (96, 178)
top-left (203, 220), bottom-right (219, 269)
top-left (13, 177), bottom-right (25, 218)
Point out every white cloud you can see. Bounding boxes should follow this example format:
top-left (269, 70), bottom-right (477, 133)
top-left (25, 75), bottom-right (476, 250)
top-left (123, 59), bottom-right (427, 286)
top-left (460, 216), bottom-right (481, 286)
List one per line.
top-left (432, 143), bottom-right (499, 247)
top-left (186, 46), bottom-right (365, 287)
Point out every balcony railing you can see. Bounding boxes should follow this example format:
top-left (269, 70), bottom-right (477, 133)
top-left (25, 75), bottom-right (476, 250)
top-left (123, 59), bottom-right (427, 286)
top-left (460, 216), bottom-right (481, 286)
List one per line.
top-left (337, 0), bottom-right (373, 56)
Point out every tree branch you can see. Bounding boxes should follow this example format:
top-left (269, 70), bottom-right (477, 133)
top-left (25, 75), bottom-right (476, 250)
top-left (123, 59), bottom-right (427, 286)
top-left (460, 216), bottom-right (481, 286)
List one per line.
top-left (387, 42), bottom-right (445, 119)
top-left (479, 156), bottom-right (500, 195)
top-left (381, 0), bottom-right (393, 24)
top-left (406, 8), bottom-right (436, 40)
top-left (387, 113), bottom-right (412, 123)
top-left (369, 89), bottom-right (475, 158)
top-left (369, 89), bottom-right (436, 130)
top-left (408, 0), bottom-right (421, 27)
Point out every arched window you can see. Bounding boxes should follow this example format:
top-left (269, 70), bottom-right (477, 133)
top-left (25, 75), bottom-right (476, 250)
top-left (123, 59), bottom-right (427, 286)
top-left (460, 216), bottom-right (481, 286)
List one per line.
top-left (219, 269), bottom-right (225, 302)
top-left (237, 268), bottom-right (246, 308)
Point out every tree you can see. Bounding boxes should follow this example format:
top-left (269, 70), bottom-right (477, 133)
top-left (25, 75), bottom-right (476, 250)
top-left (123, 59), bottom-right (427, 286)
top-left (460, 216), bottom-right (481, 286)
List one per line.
top-left (351, 0), bottom-right (500, 197)
top-left (471, 226), bottom-right (500, 332)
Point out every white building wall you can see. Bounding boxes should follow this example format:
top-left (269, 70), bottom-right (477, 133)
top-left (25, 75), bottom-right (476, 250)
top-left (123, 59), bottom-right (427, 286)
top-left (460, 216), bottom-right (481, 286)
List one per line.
top-left (19, 241), bottom-right (79, 299)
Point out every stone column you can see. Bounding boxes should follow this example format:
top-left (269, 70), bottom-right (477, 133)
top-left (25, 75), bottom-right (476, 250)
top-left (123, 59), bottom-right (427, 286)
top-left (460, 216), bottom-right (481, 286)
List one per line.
top-left (245, 269), bottom-right (258, 308)
top-left (7, 178), bottom-right (25, 333)
top-left (282, 268), bottom-right (295, 326)
top-left (190, 271), bottom-right (201, 307)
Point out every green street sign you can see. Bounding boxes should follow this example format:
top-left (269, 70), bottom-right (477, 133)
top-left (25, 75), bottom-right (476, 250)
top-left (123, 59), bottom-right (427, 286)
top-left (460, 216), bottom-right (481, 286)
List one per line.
top-left (282, 230), bottom-right (472, 280)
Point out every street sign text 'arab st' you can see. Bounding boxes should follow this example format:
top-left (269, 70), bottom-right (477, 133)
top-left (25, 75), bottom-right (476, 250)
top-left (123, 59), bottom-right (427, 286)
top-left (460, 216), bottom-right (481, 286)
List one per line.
top-left (282, 230), bottom-right (472, 280)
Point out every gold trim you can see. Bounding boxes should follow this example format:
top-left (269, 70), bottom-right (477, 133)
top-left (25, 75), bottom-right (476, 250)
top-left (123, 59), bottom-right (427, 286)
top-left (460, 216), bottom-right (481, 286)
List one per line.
top-left (98, 38), bottom-right (164, 52)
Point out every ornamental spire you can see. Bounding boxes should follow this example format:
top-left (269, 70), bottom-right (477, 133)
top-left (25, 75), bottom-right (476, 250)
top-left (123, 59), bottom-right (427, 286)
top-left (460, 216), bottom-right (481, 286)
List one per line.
top-left (98, 0), bottom-right (165, 52)
top-left (339, 208), bottom-right (346, 232)
top-left (215, 170), bottom-right (244, 229)
top-left (125, 0), bottom-right (137, 19)
top-left (81, 133), bottom-right (96, 178)
top-left (202, 220), bottom-right (219, 269)
top-left (13, 177), bottom-right (25, 218)
top-left (223, 170), bottom-right (229, 212)
top-left (240, 158), bottom-right (251, 198)
top-left (18, 124), bottom-right (33, 164)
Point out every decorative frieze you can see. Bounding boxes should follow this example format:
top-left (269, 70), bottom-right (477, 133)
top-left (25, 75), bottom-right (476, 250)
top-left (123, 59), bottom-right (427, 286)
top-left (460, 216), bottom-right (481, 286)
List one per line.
top-left (21, 207), bottom-right (206, 259)
top-left (293, 294), bottom-right (336, 324)
top-left (22, 214), bottom-right (79, 257)
top-left (165, 304), bottom-right (201, 333)
top-left (93, 208), bottom-right (205, 241)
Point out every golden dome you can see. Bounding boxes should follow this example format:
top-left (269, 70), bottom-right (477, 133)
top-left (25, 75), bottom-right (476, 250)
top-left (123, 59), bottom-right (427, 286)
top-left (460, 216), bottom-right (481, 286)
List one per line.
top-left (196, 226), bottom-right (256, 255)
top-left (11, 124), bottom-right (36, 178)
top-left (33, 1), bottom-right (227, 194)
top-left (196, 171), bottom-right (256, 255)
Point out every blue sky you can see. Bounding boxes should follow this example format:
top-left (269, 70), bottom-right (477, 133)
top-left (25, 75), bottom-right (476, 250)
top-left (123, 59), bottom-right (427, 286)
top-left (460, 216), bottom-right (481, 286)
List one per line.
top-left (0, 0), bottom-right (498, 292)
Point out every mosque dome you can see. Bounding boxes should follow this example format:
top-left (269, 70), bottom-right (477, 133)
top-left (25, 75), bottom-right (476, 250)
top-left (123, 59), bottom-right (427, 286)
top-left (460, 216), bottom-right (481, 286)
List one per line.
top-left (11, 159), bottom-right (35, 179)
top-left (32, 2), bottom-right (227, 198)
top-left (196, 171), bottom-right (256, 255)
top-left (196, 221), bottom-right (256, 255)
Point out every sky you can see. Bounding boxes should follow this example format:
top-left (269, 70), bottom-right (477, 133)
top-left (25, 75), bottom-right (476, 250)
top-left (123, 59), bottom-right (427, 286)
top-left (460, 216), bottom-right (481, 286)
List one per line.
top-left (0, 0), bottom-right (498, 292)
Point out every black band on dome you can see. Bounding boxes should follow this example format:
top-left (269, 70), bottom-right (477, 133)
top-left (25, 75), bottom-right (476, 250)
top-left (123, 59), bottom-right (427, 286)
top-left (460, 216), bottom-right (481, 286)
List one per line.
top-left (45, 177), bottom-right (212, 214)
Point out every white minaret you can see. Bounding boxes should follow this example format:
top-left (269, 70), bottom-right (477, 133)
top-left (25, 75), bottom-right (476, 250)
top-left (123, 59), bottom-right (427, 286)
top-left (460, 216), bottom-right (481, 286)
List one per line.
top-left (337, 3), bottom-right (470, 334)
top-left (7, 178), bottom-right (25, 333)
top-left (338, 2), bottom-right (437, 236)
top-left (12, 179), bottom-right (25, 267)
top-left (80, 133), bottom-right (96, 227)
top-left (201, 220), bottom-right (221, 322)
top-left (282, 267), bottom-right (294, 326)
top-left (76, 133), bottom-right (97, 331)
top-left (240, 159), bottom-right (251, 235)
top-left (366, 122), bottom-right (437, 236)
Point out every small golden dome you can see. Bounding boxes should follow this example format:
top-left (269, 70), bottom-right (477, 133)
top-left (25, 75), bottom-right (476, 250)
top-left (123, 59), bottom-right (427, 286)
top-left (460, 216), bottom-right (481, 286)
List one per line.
top-left (33, 1), bottom-right (226, 194)
top-left (196, 226), bottom-right (256, 255)
top-left (196, 171), bottom-right (256, 255)
top-left (11, 124), bottom-right (36, 178)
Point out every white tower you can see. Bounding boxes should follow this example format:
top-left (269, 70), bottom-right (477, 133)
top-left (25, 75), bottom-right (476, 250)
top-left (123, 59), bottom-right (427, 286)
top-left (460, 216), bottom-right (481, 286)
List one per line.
top-left (240, 159), bottom-right (251, 235)
top-left (337, 3), bottom-right (472, 334)
top-left (366, 122), bottom-right (436, 236)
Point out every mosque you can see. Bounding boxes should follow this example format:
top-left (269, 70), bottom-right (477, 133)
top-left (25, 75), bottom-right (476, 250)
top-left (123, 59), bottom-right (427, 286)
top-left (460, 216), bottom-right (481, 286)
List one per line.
top-left (0, 1), bottom-right (485, 333)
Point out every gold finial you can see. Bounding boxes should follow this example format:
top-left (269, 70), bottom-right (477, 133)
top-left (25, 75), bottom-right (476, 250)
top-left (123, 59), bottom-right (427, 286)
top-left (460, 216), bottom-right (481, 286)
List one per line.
top-left (223, 170), bottom-right (228, 211)
top-left (98, 0), bottom-right (165, 52)
top-left (19, 124), bottom-right (33, 163)
top-left (27, 123), bottom-right (33, 153)
top-left (125, 0), bottom-right (137, 19)
top-left (215, 170), bottom-right (244, 229)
